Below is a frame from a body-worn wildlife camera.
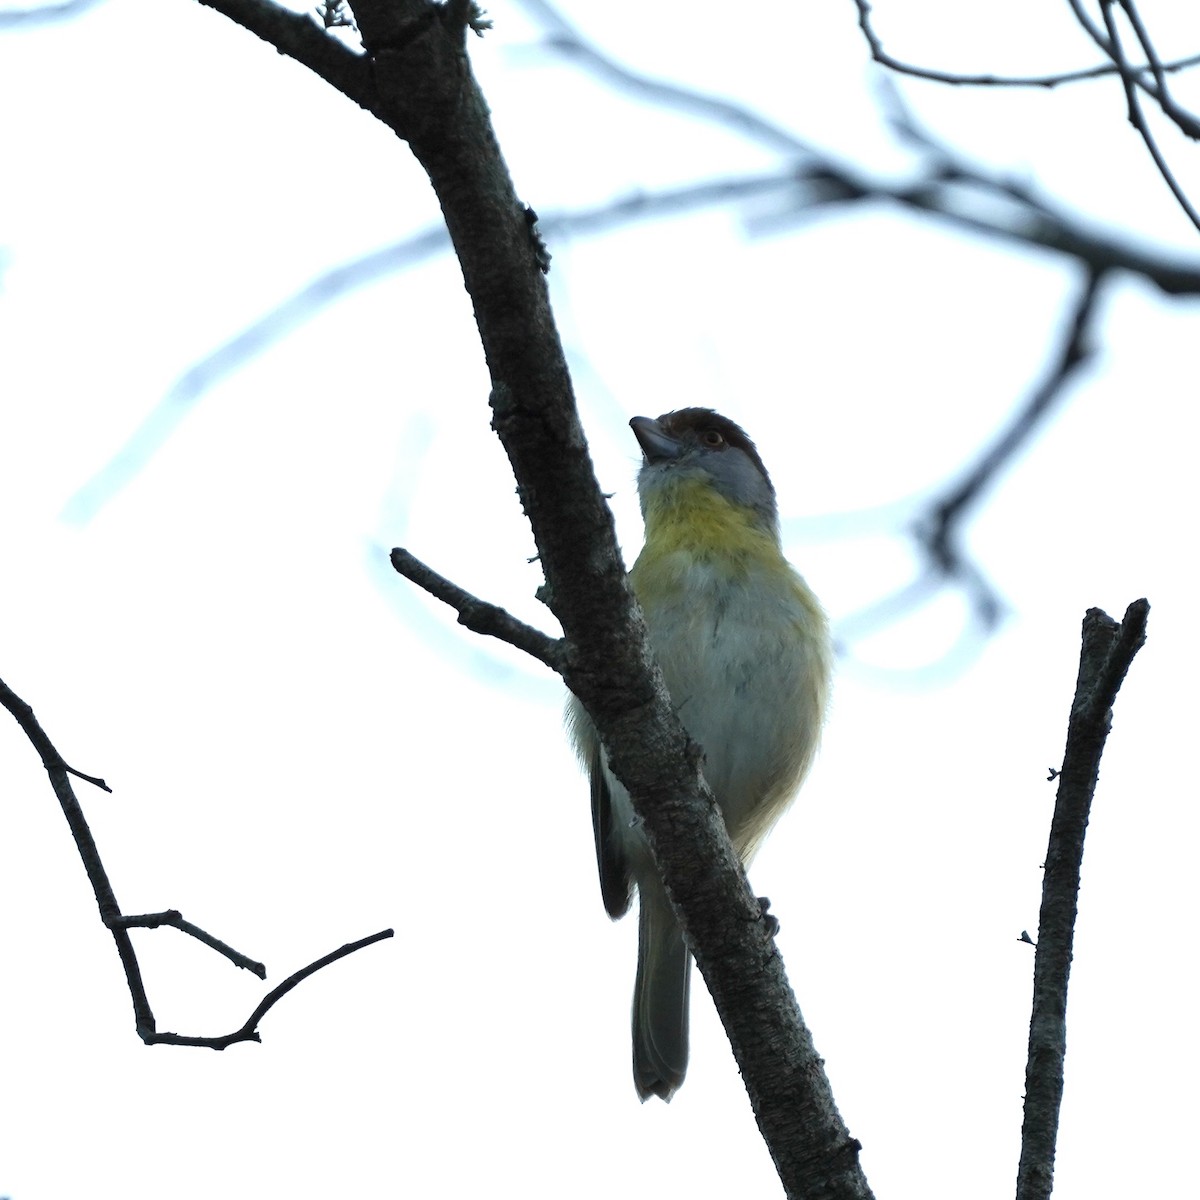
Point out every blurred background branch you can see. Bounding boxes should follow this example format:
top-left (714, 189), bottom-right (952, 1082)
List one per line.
top-left (53, 0), bottom-right (1200, 689)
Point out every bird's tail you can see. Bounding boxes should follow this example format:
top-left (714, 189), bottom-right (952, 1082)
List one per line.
top-left (632, 885), bottom-right (690, 1102)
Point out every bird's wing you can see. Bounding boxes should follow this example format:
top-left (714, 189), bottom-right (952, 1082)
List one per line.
top-left (590, 742), bottom-right (634, 919)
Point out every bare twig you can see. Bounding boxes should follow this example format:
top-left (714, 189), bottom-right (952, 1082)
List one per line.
top-left (0, 0), bottom-right (107, 26)
top-left (836, 268), bottom-right (1106, 651)
top-left (1097, 0), bottom-right (1200, 233)
top-left (147, 929), bottom-right (395, 1049)
top-left (857, 0), bottom-right (1200, 229)
top-left (853, 0), bottom-right (1200, 95)
top-left (1119, 0), bottom-right (1200, 138)
top-left (1, 673), bottom-right (157, 1036)
top-left (0, 673), bottom-right (391, 1045)
top-left (61, 230), bottom-right (448, 524)
top-left (921, 270), bottom-right (1104, 572)
top-left (1015, 600), bottom-right (1150, 1200)
top-left (515, 0), bottom-right (812, 158)
top-left (1065, 0), bottom-right (1200, 138)
top-left (115, 910), bottom-right (267, 977)
top-left (389, 546), bottom-right (567, 671)
top-left (64, 763), bottom-right (112, 791)
top-left (63, 148), bottom-right (1200, 528)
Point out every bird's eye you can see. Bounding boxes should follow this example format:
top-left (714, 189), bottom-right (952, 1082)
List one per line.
top-left (702, 430), bottom-right (724, 447)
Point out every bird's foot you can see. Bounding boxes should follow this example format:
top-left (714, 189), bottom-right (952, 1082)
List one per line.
top-left (756, 896), bottom-right (780, 937)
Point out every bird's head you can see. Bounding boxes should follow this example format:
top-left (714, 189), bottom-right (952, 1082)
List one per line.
top-left (630, 408), bottom-right (780, 550)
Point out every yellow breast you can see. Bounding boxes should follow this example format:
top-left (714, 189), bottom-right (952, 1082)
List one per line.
top-left (633, 477), bottom-right (784, 591)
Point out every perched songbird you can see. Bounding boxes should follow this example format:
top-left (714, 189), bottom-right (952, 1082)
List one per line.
top-left (567, 408), bottom-right (831, 1102)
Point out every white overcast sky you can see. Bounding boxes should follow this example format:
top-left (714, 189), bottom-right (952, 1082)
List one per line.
top-left (1, 2), bottom-right (1197, 1199)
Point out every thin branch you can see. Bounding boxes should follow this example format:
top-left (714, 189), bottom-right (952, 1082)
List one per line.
top-left (390, 546), bottom-right (567, 672)
top-left (1065, 0), bottom-right (1200, 138)
top-left (1098, 0), bottom-right (1200, 234)
top-left (515, 0), bottom-right (813, 158)
top-left (148, 929), bottom-right (395, 1049)
top-left (783, 156), bottom-right (1200, 293)
top-left (0, 673), bottom-right (391, 1045)
top-left (920, 268), bottom-right (1105, 571)
top-left (1119, 0), bottom-right (1200, 138)
top-left (859, 0), bottom-right (1200, 226)
top-left (62, 229), bottom-right (448, 524)
top-left (64, 763), bottom-right (111, 791)
top-left (63, 148), bottom-right (1200, 527)
top-left (1, 673), bottom-right (157, 1037)
top-left (835, 269), bottom-right (1105, 650)
top-left (835, 550), bottom-right (1002, 645)
top-left (516, 0), bottom-right (1200, 291)
top-left (115, 910), bottom-right (267, 977)
top-left (1016, 599), bottom-right (1150, 1200)
top-left (315, 1), bottom-right (871, 1190)
top-left (852, 0), bottom-right (1200, 94)
top-left (0, 0), bottom-right (107, 26)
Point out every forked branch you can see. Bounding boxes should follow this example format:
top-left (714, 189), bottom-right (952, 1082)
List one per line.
top-left (1016, 600), bottom-right (1150, 1200)
top-left (0, 673), bottom-right (393, 1048)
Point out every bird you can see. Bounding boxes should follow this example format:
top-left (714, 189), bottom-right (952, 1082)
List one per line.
top-left (567, 407), bottom-right (831, 1102)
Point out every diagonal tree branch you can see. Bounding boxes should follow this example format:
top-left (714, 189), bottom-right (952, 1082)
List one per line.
top-left (515, 0), bottom-right (813, 157)
top-left (199, 0), bottom-right (871, 1192)
top-left (1, 674), bottom-right (157, 1034)
top-left (1096, 0), bottom-right (1200, 233)
top-left (1016, 599), bottom-right (1150, 1200)
top-left (916, 268), bottom-right (1104, 576)
top-left (856, 0), bottom-right (1200, 232)
top-left (389, 546), bottom-right (567, 671)
top-left (195, 0), bottom-right (373, 110)
top-left (1117, 0), bottom-right (1200, 139)
top-left (61, 228), bottom-right (449, 524)
top-left (1064, 0), bottom-right (1200, 139)
top-left (835, 266), bottom-right (1106, 661)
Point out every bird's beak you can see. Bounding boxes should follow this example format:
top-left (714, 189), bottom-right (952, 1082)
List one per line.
top-left (630, 416), bottom-right (685, 463)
